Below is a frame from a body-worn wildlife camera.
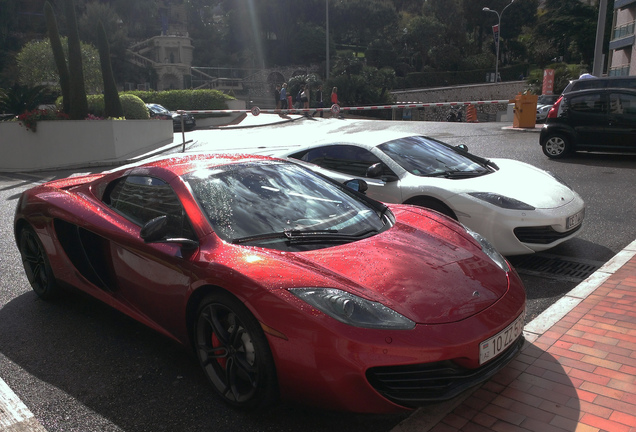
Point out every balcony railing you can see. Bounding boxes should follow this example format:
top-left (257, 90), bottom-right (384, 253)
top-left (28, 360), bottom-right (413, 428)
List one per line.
top-left (612, 20), bottom-right (635, 40)
top-left (608, 65), bottom-right (632, 76)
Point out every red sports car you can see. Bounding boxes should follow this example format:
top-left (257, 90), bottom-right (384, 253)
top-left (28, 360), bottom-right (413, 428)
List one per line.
top-left (14, 153), bottom-right (526, 413)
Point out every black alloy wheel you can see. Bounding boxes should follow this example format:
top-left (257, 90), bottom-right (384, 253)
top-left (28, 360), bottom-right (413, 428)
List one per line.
top-left (542, 134), bottom-right (572, 159)
top-left (19, 226), bottom-right (59, 299)
top-left (195, 292), bottom-right (278, 409)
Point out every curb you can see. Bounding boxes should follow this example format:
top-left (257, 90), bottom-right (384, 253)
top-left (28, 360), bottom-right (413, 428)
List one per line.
top-left (392, 238), bottom-right (636, 432)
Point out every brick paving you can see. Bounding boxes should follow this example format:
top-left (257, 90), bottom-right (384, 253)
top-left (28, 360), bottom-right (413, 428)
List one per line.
top-left (424, 242), bottom-right (636, 432)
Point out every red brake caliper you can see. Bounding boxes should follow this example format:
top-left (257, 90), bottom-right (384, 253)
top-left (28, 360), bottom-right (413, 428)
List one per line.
top-left (211, 333), bottom-right (227, 368)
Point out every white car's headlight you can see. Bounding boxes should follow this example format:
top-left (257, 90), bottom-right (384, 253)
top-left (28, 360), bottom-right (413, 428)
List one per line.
top-left (464, 226), bottom-right (510, 272)
top-left (289, 288), bottom-right (415, 330)
top-left (468, 192), bottom-right (535, 210)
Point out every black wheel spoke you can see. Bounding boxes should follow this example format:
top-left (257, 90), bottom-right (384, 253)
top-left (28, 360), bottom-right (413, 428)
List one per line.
top-left (195, 294), bottom-right (275, 408)
top-left (203, 305), bottom-right (231, 346)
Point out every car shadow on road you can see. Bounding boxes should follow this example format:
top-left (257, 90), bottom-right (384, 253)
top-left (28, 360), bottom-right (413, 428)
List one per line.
top-left (548, 152), bottom-right (636, 169)
top-left (0, 290), bottom-right (408, 432)
top-left (398, 340), bottom-right (582, 431)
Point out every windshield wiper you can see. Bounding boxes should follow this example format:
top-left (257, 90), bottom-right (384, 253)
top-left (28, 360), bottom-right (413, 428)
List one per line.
top-left (231, 229), bottom-right (377, 245)
top-left (425, 170), bottom-right (486, 178)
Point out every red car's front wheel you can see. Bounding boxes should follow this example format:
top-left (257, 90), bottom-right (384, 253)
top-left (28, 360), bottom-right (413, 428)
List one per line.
top-left (195, 292), bottom-right (278, 409)
top-left (18, 225), bottom-right (60, 300)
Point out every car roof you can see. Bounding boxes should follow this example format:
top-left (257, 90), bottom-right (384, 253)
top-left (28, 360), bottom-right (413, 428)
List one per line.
top-left (562, 87), bottom-right (636, 97)
top-left (129, 152), bottom-right (279, 177)
top-left (291, 130), bottom-right (423, 152)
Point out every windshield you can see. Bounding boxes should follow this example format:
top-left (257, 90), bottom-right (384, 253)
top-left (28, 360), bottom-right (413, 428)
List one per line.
top-left (185, 161), bottom-right (387, 250)
top-left (148, 104), bottom-right (170, 114)
top-left (377, 136), bottom-right (489, 177)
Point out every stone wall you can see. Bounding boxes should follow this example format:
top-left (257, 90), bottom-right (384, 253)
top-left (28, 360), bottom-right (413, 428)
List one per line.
top-left (391, 81), bottom-right (528, 122)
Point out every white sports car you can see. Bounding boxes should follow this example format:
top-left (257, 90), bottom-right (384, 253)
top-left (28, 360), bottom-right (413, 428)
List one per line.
top-left (271, 131), bottom-right (585, 256)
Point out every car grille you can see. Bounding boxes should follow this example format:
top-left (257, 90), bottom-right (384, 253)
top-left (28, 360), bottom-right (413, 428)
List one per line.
top-left (366, 337), bottom-right (524, 407)
top-left (514, 224), bottom-right (582, 245)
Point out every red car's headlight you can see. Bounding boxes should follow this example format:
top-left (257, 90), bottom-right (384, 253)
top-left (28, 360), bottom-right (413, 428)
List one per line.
top-left (289, 288), bottom-right (415, 330)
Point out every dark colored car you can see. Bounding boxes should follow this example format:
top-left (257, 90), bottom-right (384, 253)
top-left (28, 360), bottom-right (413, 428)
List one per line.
top-left (146, 103), bottom-right (196, 131)
top-left (562, 76), bottom-right (636, 94)
top-left (539, 88), bottom-right (636, 159)
top-left (14, 153), bottom-right (526, 413)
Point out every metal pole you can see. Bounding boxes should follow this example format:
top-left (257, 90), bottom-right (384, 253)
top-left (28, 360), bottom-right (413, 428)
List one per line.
top-left (593, 0), bottom-right (608, 77)
top-left (326, 0), bottom-right (330, 80)
top-left (483, 0), bottom-right (514, 84)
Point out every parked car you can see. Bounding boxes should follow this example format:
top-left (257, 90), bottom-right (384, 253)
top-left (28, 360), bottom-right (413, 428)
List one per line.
top-left (14, 153), bottom-right (526, 413)
top-left (536, 104), bottom-right (552, 123)
top-left (270, 131), bottom-right (585, 256)
top-left (562, 76), bottom-right (636, 94)
top-left (540, 88), bottom-right (636, 159)
top-left (146, 103), bottom-right (196, 131)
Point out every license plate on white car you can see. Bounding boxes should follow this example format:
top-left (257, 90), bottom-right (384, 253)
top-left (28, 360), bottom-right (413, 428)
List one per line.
top-left (566, 209), bottom-right (585, 230)
top-left (479, 312), bottom-right (524, 365)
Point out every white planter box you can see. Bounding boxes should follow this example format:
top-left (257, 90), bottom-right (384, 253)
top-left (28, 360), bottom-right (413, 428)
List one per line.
top-left (0, 119), bottom-right (173, 172)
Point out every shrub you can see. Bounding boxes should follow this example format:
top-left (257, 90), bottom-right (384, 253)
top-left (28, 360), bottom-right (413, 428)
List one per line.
top-left (119, 93), bottom-right (149, 119)
top-left (57, 93), bottom-right (148, 119)
top-left (125, 89), bottom-right (232, 111)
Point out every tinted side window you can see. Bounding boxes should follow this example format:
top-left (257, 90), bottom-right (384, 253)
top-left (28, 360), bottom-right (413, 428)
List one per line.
top-left (105, 176), bottom-right (195, 238)
top-left (299, 145), bottom-right (386, 177)
top-left (571, 80), bottom-right (605, 92)
top-left (610, 93), bottom-right (636, 116)
top-left (568, 94), bottom-right (605, 114)
top-left (608, 79), bottom-right (636, 90)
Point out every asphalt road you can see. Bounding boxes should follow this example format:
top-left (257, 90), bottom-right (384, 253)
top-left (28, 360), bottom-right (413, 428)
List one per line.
top-left (1, 118), bottom-right (635, 432)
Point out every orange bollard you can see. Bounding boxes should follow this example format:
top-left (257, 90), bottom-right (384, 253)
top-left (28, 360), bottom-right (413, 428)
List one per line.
top-left (466, 105), bottom-right (478, 123)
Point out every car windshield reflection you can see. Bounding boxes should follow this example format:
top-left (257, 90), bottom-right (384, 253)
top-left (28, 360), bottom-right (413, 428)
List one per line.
top-left (378, 136), bottom-right (489, 177)
top-left (185, 161), bottom-right (387, 250)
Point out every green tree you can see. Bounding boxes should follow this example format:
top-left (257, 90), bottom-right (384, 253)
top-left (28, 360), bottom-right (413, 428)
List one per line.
top-left (533, 0), bottom-right (597, 66)
top-left (64, 0), bottom-right (88, 120)
top-left (16, 39), bottom-right (102, 94)
top-left (79, 1), bottom-right (128, 84)
top-left (97, 20), bottom-right (123, 118)
top-left (44, 1), bottom-right (71, 114)
top-left (402, 15), bottom-right (444, 71)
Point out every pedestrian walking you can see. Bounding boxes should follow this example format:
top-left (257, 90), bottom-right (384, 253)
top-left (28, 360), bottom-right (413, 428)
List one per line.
top-left (280, 83), bottom-right (287, 109)
top-left (331, 87), bottom-right (339, 118)
top-left (274, 84), bottom-right (281, 109)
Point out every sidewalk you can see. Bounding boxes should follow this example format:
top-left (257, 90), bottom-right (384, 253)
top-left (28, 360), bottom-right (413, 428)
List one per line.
top-left (396, 239), bottom-right (636, 432)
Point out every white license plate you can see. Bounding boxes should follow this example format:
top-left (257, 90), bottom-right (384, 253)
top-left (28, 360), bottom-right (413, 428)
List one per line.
top-left (479, 312), bottom-right (524, 365)
top-left (566, 209), bottom-right (585, 230)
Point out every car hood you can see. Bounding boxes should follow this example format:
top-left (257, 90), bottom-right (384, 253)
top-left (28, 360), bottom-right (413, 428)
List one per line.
top-left (463, 159), bottom-right (577, 209)
top-left (262, 206), bottom-right (510, 325)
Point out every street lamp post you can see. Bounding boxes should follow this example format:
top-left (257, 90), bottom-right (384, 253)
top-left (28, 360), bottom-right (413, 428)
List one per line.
top-left (483, 0), bottom-right (515, 83)
top-left (326, 0), bottom-right (330, 80)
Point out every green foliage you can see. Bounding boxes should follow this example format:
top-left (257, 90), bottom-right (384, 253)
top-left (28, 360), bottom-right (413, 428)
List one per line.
top-left (526, 63), bottom-right (585, 94)
top-left (64, 0), bottom-right (88, 120)
top-left (16, 38), bottom-right (102, 94)
top-left (126, 89), bottom-right (233, 111)
top-left (97, 20), bottom-right (123, 118)
top-left (0, 83), bottom-right (49, 115)
top-left (44, 1), bottom-right (70, 114)
top-left (327, 66), bottom-right (394, 107)
top-left (58, 93), bottom-right (148, 119)
top-left (118, 94), bottom-right (149, 119)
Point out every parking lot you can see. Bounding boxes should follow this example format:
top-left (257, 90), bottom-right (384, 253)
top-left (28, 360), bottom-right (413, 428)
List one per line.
top-left (1, 118), bottom-right (636, 431)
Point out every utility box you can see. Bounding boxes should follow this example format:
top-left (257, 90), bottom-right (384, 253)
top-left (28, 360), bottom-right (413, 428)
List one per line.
top-left (512, 93), bottom-right (538, 128)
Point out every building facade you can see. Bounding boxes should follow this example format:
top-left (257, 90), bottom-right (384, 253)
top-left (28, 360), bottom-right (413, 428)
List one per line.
top-left (608, 0), bottom-right (636, 76)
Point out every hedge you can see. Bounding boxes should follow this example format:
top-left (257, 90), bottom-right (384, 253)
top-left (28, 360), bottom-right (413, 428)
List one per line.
top-left (125, 89), bottom-right (233, 111)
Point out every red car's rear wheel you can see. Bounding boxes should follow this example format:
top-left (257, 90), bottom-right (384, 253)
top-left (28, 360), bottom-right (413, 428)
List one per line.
top-left (195, 292), bottom-right (278, 409)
